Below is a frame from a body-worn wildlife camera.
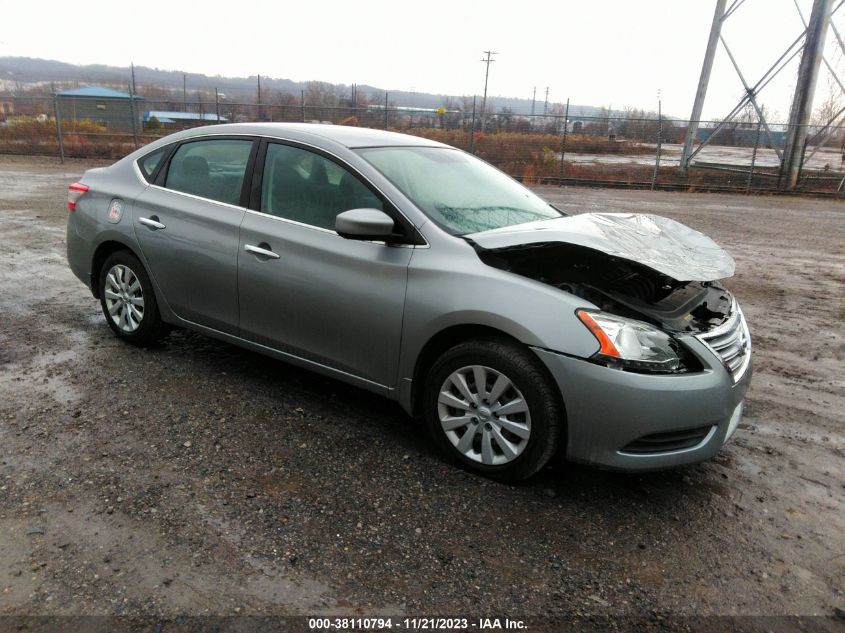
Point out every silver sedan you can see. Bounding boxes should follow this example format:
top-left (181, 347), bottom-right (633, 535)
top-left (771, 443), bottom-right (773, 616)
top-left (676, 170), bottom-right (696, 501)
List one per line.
top-left (66, 123), bottom-right (751, 480)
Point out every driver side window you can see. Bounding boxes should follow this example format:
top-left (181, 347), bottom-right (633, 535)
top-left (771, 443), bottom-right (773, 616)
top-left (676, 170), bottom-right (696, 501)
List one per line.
top-left (260, 143), bottom-right (383, 231)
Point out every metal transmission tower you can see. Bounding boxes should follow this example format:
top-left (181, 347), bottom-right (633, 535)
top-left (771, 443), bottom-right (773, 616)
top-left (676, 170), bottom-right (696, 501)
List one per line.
top-left (781, 0), bottom-right (833, 188)
top-left (679, 0), bottom-right (841, 190)
top-left (480, 50), bottom-right (497, 132)
top-left (679, 0), bottom-right (726, 176)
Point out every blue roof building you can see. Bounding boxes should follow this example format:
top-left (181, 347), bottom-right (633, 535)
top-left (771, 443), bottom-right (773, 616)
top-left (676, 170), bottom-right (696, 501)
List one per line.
top-left (144, 110), bottom-right (228, 126)
top-left (56, 85), bottom-right (143, 133)
top-left (57, 86), bottom-right (141, 100)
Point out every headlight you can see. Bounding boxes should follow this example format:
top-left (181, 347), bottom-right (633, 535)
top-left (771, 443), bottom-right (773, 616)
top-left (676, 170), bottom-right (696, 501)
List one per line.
top-left (576, 309), bottom-right (680, 373)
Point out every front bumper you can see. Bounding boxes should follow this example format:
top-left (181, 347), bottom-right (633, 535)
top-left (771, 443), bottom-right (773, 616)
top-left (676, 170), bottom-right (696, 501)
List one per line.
top-left (532, 335), bottom-right (752, 471)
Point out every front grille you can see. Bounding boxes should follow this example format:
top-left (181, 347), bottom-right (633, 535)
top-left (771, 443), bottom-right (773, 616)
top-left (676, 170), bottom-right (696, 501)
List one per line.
top-left (621, 425), bottom-right (714, 455)
top-left (697, 301), bottom-right (751, 381)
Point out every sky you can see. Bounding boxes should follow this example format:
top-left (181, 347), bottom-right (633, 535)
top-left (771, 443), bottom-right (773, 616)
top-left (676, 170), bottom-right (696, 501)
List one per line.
top-left (3, 0), bottom-right (843, 121)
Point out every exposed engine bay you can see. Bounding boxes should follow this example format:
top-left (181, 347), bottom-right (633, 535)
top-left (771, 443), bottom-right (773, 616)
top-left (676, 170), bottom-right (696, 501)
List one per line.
top-left (476, 242), bottom-right (733, 334)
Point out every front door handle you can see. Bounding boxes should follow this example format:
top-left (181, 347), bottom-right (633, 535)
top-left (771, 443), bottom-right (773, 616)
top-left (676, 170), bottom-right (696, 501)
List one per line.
top-left (138, 217), bottom-right (166, 230)
top-left (244, 244), bottom-right (280, 259)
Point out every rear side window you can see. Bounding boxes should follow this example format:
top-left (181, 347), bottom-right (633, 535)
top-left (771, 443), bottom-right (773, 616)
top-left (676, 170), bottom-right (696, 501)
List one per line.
top-left (137, 147), bottom-right (167, 183)
top-left (260, 143), bottom-right (382, 231)
top-left (165, 139), bottom-right (253, 206)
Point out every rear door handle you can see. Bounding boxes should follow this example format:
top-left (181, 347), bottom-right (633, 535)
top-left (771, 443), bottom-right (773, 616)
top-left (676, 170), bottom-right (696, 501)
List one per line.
top-left (244, 244), bottom-right (280, 259)
top-left (138, 217), bottom-right (166, 230)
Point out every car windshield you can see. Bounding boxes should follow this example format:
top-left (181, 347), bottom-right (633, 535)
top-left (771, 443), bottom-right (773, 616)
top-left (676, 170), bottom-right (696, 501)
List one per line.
top-left (355, 146), bottom-right (562, 234)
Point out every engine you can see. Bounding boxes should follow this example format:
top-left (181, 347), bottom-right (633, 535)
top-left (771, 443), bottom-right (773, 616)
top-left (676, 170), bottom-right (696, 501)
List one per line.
top-left (476, 242), bottom-right (732, 334)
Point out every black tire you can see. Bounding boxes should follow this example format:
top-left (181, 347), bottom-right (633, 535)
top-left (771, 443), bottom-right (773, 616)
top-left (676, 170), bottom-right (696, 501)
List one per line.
top-left (423, 338), bottom-right (564, 482)
top-left (98, 250), bottom-right (170, 346)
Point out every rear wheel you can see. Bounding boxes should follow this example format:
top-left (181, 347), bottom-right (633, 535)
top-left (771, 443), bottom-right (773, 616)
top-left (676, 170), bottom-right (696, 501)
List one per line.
top-left (99, 250), bottom-right (169, 346)
top-left (423, 339), bottom-right (563, 481)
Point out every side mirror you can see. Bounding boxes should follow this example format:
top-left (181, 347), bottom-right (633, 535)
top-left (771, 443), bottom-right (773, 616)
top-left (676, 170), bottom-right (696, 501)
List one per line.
top-left (335, 208), bottom-right (397, 241)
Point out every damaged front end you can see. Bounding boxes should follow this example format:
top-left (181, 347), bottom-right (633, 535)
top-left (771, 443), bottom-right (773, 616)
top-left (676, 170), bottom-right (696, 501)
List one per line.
top-left (467, 213), bottom-right (749, 378)
top-left (476, 240), bottom-right (733, 334)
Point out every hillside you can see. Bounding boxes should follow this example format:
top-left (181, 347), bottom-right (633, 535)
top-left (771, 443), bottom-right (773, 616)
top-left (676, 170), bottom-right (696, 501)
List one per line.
top-left (0, 56), bottom-right (607, 117)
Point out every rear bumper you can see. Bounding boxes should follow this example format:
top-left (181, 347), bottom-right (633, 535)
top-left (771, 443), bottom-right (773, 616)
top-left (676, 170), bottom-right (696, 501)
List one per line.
top-left (532, 336), bottom-right (752, 471)
top-left (66, 216), bottom-right (93, 291)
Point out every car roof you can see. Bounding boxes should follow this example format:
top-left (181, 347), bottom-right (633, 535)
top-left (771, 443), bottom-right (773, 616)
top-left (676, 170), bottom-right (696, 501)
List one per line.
top-left (175, 122), bottom-right (450, 149)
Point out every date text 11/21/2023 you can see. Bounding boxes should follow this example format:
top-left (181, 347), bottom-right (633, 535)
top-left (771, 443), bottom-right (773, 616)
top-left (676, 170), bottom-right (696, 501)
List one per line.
top-left (307, 617), bottom-right (527, 631)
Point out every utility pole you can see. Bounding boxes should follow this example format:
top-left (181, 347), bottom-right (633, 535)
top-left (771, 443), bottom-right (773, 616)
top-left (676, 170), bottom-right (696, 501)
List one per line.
top-left (51, 82), bottom-right (64, 164)
top-left (531, 86), bottom-right (536, 116)
top-left (215, 87), bottom-right (220, 123)
top-left (129, 63), bottom-right (138, 149)
top-left (780, 0), bottom-right (832, 189)
top-left (679, 0), bottom-right (727, 175)
top-left (384, 92), bottom-right (389, 130)
top-left (559, 97), bottom-right (570, 185)
top-left (183, 74), bottom-right (187, 111)
top-left (257, 74), bottom-right (262, 121)
top-left (652, 92), bottom-right (663, 190)
top-left (543, 87), bottom-right (549, 115)
top-left (470, 96), bottom-right (477, 153)
top-left (480, 50), bottom-right (497, 132)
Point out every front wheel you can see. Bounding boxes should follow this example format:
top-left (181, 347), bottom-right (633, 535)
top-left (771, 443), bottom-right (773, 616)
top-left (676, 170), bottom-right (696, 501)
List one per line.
top-left (423, 339), bottom-right (563, 481)
top-left (99, 250), bottom-right (169, 346)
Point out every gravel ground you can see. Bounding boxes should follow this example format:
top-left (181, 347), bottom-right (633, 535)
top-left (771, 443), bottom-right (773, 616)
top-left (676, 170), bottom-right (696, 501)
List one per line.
top-left (0, 156), bottom-right (843, 625)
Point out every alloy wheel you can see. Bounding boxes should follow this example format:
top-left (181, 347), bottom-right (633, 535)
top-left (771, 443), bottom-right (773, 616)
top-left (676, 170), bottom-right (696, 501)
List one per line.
top-left (437, 365), bottom-right (532, 466)
top-left (103, 264), bottom-right (145, 333)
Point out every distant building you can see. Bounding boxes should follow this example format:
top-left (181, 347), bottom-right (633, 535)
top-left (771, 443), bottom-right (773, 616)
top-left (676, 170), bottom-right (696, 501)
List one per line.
top-left (0, 100), bottom-right (13, 118)
top-left (143, 111), bottom-right (228, 128)
top-left (56, 86), bottom-right (143, 133)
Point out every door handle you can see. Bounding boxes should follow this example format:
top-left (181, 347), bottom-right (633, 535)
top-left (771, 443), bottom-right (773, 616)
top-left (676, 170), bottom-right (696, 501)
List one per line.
top-left (244, 244), bottom-right (280, 259)
top-left (138, 217), bottom-right (166, 230)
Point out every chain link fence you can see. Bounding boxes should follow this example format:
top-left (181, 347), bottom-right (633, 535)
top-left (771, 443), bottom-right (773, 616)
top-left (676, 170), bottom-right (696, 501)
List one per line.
top-left (2, 94), bottom-right (844, 194)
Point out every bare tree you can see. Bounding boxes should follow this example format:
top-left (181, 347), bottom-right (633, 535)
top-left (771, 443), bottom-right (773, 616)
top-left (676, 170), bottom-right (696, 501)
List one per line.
top-left (305, 82), bottom-right (341, 107)
top-left (811, 76), bottom-right (844, 146)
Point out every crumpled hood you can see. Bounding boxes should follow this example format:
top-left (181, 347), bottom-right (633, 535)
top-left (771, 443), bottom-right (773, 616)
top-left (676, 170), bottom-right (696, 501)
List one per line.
top-left (466, 212), bottom-right (735, 282)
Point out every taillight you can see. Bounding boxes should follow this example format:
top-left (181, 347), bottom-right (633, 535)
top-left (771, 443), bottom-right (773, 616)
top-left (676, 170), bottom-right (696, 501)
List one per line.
top-left (68, 182), bottom-right (89, 211)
